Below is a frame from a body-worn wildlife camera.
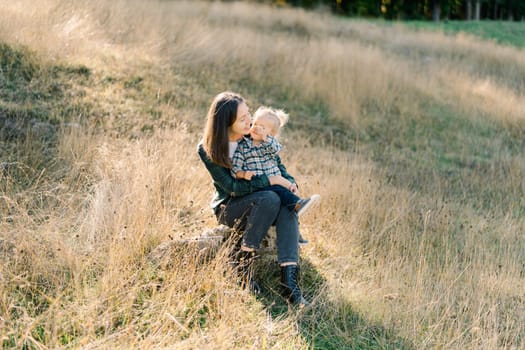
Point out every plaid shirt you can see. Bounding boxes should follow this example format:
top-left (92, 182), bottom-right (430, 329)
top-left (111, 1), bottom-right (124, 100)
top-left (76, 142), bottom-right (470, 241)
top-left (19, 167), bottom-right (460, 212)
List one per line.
top-left (197, 143), bottom-right (295, 211)
top-left (231, 136), bottom-right (283, 178)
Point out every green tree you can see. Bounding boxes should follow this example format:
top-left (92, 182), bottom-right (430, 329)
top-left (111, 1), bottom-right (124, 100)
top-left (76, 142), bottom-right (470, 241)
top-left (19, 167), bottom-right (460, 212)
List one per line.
top-left (267, 0), bottom-right (525, 20)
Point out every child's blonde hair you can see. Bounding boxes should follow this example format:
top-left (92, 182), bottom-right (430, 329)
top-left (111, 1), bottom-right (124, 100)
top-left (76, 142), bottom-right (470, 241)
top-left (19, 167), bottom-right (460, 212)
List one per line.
top-left (253, 106), bottom-right (289, 136)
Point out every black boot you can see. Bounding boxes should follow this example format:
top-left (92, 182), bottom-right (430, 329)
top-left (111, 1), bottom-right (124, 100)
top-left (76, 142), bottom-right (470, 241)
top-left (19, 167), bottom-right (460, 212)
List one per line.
top-left (234, 250), bottom-right (261, 294)
top-left (280, 264), bottom-right (309, 307)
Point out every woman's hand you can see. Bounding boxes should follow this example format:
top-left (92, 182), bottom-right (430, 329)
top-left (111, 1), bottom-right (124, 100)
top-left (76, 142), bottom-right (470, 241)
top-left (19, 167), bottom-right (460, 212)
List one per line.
top-left (234, 170), bottom-right (256, 180)
top-left (243, 170), bottom-right (255, 180)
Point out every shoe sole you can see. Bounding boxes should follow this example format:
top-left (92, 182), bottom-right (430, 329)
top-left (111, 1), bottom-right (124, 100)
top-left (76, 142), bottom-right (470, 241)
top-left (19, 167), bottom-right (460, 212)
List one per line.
top-left (297, 194), bottom-right (320, 217)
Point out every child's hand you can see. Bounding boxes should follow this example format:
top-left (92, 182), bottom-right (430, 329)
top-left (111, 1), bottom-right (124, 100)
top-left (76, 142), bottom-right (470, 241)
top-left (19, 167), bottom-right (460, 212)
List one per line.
top-left (250, 125), bottom-right (268, 142)
top-left (289, 183), bottom-right (299, 194)
top-left (243, 171), bottom-right (255, 180)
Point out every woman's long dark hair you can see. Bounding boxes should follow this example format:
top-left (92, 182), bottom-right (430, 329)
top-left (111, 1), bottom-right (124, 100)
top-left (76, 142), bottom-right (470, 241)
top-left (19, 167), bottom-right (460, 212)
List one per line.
top-left (202, 91), bottom-right (244, 168)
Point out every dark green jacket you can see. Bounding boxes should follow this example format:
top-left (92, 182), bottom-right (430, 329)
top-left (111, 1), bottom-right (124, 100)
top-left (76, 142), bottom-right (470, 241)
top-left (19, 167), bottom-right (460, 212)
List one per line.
top-left (198, 142), bottom-right (296, 211)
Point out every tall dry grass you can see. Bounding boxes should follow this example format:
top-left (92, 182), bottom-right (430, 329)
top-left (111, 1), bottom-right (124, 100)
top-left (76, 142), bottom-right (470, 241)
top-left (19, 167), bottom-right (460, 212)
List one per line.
top-left (5, 0), bottom-right (524, 127)
top-left (1, 0), bottom-right (524, 348)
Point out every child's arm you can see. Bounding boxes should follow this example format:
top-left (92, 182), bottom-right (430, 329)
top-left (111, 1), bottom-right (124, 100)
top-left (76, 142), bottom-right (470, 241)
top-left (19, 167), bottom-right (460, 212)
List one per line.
top-left (275, 154), bottom-right (298, 193)
top-left (275, 154), bottom-right (295, 184)
top-left (231, 144), bottom-right (247, 179)
top-left (231, 141), bottom-right (257, 181)
top-left (259, 135), bottom-right (282, 156)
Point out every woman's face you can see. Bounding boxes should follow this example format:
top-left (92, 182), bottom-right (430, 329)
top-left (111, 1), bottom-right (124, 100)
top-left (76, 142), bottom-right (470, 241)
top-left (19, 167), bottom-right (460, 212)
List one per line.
top-left (228, 102), bottom-right (251, 141)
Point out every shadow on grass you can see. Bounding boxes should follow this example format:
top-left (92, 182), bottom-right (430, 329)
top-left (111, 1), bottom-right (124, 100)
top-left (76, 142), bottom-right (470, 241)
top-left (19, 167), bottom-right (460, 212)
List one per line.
top-left (253, 255), bottom-right (414, 350)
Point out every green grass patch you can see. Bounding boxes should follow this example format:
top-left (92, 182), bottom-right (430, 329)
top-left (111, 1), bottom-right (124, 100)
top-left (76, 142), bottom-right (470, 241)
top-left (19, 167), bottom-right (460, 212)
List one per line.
top-left (401, 20), bottom-right (525, 49)
top-left (0, 42), bottom-right (97, 217)
top-left (253, 256), bottom-right (413, 349)
top-left (360, 99), bottom-right (524, 216)
top-left (0, 42), bottom-right (92, 141)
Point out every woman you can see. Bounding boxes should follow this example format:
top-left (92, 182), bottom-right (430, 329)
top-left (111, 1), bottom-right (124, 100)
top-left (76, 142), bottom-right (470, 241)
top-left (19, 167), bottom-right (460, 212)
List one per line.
top-left (197, 91), bottom-right (307, 306)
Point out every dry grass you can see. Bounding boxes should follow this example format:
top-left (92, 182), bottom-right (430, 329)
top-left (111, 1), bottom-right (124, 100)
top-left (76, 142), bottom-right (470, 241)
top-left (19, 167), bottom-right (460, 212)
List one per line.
top-left (1, 0), bottom-right (524, 349)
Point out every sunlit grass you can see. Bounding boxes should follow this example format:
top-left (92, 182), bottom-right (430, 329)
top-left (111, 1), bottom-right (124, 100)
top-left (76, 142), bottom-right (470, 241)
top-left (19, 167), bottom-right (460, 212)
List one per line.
top-left (1, 0), bottom-right (524, 348)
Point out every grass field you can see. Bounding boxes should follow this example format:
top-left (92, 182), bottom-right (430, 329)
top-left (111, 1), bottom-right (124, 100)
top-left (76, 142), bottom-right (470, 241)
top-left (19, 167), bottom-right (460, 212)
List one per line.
top-left (1, 1), bottom-right (524, 349)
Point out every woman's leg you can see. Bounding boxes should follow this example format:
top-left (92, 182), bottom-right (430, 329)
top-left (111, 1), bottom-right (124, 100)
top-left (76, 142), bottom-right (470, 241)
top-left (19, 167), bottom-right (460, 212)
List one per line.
top-left (274, 205), bottom-right (300, 265)
top-left (274, 206), bottom-right (308, 306)
top-left (217, 191), bottom-right (280, 294)
top-left (217, 191), bottom-right (281, 250)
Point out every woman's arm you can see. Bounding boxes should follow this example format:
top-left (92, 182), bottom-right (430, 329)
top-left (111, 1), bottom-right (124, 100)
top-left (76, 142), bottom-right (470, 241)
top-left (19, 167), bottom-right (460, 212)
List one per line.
top-left (199, 144), bottom-right (270, 197)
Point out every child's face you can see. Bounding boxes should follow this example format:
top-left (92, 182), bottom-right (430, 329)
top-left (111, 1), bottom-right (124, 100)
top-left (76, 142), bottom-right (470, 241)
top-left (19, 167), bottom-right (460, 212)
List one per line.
top-left (250, 116), bottom-right (277, 141)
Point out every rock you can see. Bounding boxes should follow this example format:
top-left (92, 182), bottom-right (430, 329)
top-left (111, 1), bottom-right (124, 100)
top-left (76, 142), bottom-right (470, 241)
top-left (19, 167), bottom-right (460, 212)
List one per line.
top-left (147, 225), bottom-right (235, 269)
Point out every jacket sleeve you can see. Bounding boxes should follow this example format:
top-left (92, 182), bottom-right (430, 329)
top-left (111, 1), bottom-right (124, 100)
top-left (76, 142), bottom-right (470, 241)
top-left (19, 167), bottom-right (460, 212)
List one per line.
top-left (198, 144), bottom-right (270, 197)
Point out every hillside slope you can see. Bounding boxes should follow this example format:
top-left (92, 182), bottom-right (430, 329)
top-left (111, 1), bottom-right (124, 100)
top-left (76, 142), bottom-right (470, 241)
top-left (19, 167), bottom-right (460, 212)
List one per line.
top-left (1, 1), bottom-right (524, 349)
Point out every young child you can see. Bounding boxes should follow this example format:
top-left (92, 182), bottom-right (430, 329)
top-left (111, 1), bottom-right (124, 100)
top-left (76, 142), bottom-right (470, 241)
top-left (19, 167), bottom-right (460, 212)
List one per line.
top-left (231, 106), bottom-right (320, 245)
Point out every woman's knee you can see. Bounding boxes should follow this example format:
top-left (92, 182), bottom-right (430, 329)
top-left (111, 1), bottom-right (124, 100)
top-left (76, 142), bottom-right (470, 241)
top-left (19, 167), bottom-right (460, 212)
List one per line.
top-left (255, 190), bottom-right (280, 206)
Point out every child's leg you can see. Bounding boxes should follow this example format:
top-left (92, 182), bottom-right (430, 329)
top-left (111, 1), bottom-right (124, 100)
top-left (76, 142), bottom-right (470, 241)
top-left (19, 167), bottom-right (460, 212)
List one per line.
top-left (263, 186), bottom-right (319, 246)
top-left (298, 233), bottom-right (309, 245)
top-left (265, 185), bottom-right (300, 212)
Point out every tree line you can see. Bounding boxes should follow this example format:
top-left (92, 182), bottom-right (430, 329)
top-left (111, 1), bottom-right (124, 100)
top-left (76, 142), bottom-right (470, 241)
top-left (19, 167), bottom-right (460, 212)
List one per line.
top-left (269, 0), bottom-right (525, 21)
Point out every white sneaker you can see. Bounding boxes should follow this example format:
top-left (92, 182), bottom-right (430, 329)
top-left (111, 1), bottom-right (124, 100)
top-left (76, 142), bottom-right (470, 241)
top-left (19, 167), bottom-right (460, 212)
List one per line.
top-left (296, 194), bottom-right (320, 217)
